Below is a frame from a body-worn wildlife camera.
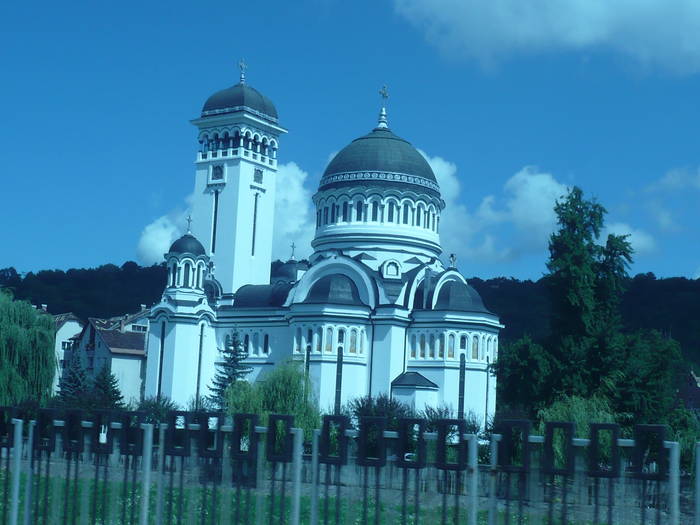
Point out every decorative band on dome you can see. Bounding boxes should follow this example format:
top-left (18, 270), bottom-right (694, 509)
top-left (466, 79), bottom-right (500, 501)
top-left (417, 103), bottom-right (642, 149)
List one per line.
top-left (201, 104), bottom-right (279, 123)
top-left (319, 170), bottom-right (441, 193)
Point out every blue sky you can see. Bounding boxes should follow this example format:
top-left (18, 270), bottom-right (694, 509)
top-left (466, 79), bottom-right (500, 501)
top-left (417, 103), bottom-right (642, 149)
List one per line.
top-left (2, 0), bottom-right (699, 280)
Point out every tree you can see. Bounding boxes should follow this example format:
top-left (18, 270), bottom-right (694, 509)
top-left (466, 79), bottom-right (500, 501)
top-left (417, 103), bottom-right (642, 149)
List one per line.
top-left (344, 393), bottom-right (414, 430)
top-left (0, 290), bottom-right (56, 406)
top-left (92, 365), bottom-right (124, 410)
top-left (57, 354), bottom-right (91, 408)
top-left (137, 396), bottom-right (178, 424)
top-left (208, 330), bottom-right (252, 409)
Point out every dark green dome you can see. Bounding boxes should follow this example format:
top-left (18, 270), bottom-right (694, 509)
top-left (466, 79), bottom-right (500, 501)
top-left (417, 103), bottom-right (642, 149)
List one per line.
top-left (320, 128), bottom-right (440, 196)
top-left (201, 83), bottom-right (278, 122)
top-left (168, 234), bottom-right (206, 256)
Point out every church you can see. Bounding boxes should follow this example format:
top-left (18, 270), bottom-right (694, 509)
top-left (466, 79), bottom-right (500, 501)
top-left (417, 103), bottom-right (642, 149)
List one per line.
top-left (143, 67), bottom-right (502, 426)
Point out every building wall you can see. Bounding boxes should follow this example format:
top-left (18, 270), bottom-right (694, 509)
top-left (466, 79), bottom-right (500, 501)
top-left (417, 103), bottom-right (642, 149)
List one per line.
top-left (111, 355), bottom-right (144, 405)
top-left (53, 320), bottom-right (83, 393)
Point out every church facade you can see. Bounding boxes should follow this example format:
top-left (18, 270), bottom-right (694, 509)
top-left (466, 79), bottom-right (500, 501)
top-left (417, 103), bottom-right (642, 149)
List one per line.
top-left (143, 71), bottom-right (502, 425)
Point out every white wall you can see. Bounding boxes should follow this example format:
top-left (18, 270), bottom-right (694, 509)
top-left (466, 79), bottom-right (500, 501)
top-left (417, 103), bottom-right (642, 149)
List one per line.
top-left (53, 320), bottom-right (83, 393)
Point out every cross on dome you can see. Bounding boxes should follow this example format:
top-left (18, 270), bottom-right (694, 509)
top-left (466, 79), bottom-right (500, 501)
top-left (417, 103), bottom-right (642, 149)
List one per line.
top-left (238, 59), bottom-right (247, 84)
top-left (449, 253), bottom-right (457, 268)
top-left (377, 84), bottom-right (389, 129)
top-left (290, 242), bottom-right (296, 260)
top-left (186, 215), bottom-right (193, 233)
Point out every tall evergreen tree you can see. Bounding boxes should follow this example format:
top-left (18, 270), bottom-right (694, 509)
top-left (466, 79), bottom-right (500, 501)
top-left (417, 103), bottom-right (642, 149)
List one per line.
top-left (58, 353), bottom-right (91, 408)
top-left (0, 290), bottom-right (56, 405)
top-left (208, 330), bottom-right (252, 409)
top-left (92, 365), bottom-right (124, 410)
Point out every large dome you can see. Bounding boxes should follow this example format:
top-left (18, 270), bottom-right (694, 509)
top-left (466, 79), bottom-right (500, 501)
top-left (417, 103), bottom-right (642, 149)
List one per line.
top-left (168, 234), bottom-right (206, 256)
top-left (201, 83), bottom-right (278, 122)
top-left (319, 128), bottom-right (440, 197)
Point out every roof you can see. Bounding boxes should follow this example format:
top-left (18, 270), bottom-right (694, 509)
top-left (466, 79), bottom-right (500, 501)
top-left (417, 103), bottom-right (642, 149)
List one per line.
top-left (391, 371), bottom-right (438, 389)
top-left (169, 234), bottom-right (206, 256)
top-left (201, 83), bottom-right (278, 122)
top-left (303, 274), bottom-right (365, 306)
top-left (54, 312), bottom-right (83, 329)
top-left (233, 282), bottom-right (294, 308)
top-left (434, 281), bottom-right (490, 313)
top-left (97, 329), bottom-right (146, 356)
top-left (320, 128), bottom-right (440, 197)
top-left (271, 259), bottom-right (309, 284)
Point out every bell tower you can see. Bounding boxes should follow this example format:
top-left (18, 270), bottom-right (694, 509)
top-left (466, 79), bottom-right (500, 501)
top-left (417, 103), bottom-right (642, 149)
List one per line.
top-left (189, 62), bottom-right (287, 301)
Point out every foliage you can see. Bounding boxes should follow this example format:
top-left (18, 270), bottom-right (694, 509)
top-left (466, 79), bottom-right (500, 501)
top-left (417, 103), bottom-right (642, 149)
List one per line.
top-left (57, 354), bottom-right (92, 409)
top-left (0, 290), bottom-right (56, 406)
top-left (92, 365), bottom-right (125, 410)
top-left (664, 408), bottom-right (700, 470)
top-left (536, 395), bottom-right (616, 439)
top-left (136, 396), bottom-right (179, 424)
top-left (208, 330), bottom-right (252, 410)
top-left (343, 393), bottom-right (414, 431)
top-left (226, 361), bottom-right (320, 440)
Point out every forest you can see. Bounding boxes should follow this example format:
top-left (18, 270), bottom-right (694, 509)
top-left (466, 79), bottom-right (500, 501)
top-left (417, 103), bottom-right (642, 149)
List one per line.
top-left (1, 262), bottom-right (698, 368)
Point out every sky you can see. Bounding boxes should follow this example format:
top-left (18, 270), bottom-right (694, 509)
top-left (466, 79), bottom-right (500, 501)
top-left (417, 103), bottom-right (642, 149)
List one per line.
top-left (2, 0), bottom-right (700, 280)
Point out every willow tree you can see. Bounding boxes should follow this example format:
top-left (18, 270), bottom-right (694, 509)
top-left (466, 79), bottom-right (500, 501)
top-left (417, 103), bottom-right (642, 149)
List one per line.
top-left (0, 290), bottom-right (56, 405)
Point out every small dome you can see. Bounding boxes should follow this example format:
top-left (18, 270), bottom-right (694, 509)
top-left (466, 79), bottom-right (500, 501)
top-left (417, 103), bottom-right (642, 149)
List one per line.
top-left (201, 83), bottom-right (278, 121)
top-left (168, 234), bottom-right (206, 256)
top-left (304, 275), bottom-right (365, 306)
top-left (434, 281), bottom-right (489, 313)
top-left (233, 282), bottom-right (293, 308)
top-left (319, 128), bottom-right (439, 197)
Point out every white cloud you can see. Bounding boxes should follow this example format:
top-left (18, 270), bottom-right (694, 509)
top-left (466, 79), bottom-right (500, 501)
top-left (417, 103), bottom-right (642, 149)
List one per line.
top-left (421, 152), bottom-right (568, 264)
top-left (394, 0), bottom-right (700, 72)
top-left (648, 202), bottom-right (678, 231)
top-left (137, 208), bottom-right (189, 265)
top-left (272, 162), bottom-right (316, 261)
top-left (603, 222), bottom-right (656, 255)
top-left (648, 167), bottom-right (700, 191)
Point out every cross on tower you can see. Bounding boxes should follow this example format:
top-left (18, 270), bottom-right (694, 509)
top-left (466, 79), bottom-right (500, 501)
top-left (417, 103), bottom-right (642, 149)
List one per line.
top-left (290, 242), bottom-right (296, 260)
top-left (379, 85), bottom-right (389, 101)
top-left (449, 253), bottom-right (457, 268)
top-left (238, 59), bottom-right (247, 83)
top-left (186, 215), bottom-right (193, 233)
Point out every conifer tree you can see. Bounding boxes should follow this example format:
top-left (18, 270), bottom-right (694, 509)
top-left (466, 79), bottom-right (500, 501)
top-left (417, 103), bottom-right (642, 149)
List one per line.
top-left (92, 364), bottom-right (124, 410)
top-left (58, 353), bottom-right (91, 408)
top-left (208, 330), bottom-right (252, 409)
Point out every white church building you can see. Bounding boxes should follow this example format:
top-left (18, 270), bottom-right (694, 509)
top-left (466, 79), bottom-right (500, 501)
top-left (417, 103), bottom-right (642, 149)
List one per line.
top-left (143, 69), bottom-right (502, 425)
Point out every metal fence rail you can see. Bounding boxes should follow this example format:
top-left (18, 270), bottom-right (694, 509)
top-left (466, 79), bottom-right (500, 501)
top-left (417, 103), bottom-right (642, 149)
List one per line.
top-left (0, 408), bottom-right (696, 524)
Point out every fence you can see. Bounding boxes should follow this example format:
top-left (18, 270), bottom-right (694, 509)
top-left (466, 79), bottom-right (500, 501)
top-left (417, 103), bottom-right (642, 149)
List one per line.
top-left (0, 408), bottom-right (698, 524)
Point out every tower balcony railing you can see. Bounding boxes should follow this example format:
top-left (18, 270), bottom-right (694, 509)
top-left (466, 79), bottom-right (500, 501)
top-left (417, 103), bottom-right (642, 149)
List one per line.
top-left (197, 148), bottom-right (277, 167)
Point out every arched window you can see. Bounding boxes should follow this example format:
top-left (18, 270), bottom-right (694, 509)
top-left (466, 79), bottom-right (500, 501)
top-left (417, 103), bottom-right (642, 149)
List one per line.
top-left (316, 210), bottom-right (321, 228)
top-left (387, 202), bottom-right (395, 222)
top-left (323, 207), bottom-right (329, 224)
top-left (355, 201), bottom-right (363, 221)
top-left (402, 203), bottom-right (409, 224)
top-left (263, 334), bottom-right (269, 354)
top-left (371, 201), bottom-right (379, 221)
top-left (306, 329), bottom-right (313, 354)
top-left (410, 335), bottom-right (417, 358)
top-left (438, 335), bottom-right (445, 358)
top-left (342, 202), bottom-right (349, 221)
top-left (349, 329), bottom-right (357, 353)
top-left (419, 334), bottom-right (426, 358)
top-left (460, 335), bottom-right (467, 351)
top-left (325, 327), bottom-right (333, 353)
top-left (359, 330), bottom-right (364, 354)
top-left (330, 204), bottom-right (337, 223)
top-left (416, 207), bottom-right (422, 227)
top-left (448, 334), bottom-right (455, 359)
top-left (472, 337), bottom-right (479, 360)
top-left (315, 327), bottom-right (322, 353)
top-left (252, 333), bottom-right (259, 356)
top-left (295, 327), bottom-right (302, 353)
top-left (429, 334), bottom-right (435, 358)
top-left (170, 264), bottom-right (177, 287)
top-left (244, 334), bottom-right (250, 354)
top-left (183, 264), bottom-right (191, 288)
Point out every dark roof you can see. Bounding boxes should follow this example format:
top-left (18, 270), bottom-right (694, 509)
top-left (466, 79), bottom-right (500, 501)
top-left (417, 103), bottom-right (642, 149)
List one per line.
top-left (201, 83), bottom-right (278, 121)
top-left (97, 329), bottom-right (146, 355)
top-left (303, 274), bottom-right (365, 306)
top-left (233, 282), bottom-right (294, 308)
top-left (434, 281), bottom-right (490, 313)
top-left (391, 371), bottom-right (438, 389)
top-left (169, 234), bottom-right (206, 256)
top-left (320, 128), bottom-right (440, 197)
top-left (271, 259), bottom-right (309, 284)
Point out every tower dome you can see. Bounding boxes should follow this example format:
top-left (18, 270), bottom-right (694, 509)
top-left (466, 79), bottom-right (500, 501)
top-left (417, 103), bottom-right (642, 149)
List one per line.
top-left (201, 83), bottom-right (278, 122)
top-left (168, 233), bottom-right (206, 256)
top-left (311, 97), bottom-right (445, 261)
